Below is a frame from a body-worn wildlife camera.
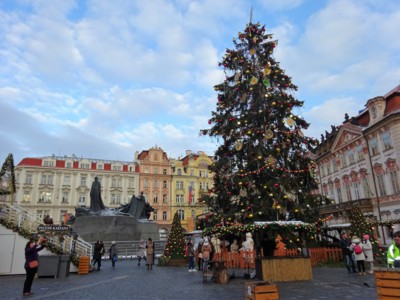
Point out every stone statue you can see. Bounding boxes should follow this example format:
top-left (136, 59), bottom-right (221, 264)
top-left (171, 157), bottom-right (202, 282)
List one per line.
top-left (90, 177), bottom-right (106, 212)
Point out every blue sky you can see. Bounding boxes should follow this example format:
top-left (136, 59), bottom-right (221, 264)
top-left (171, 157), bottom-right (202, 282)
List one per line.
top-left (1, 0), bottom-right (399, 165)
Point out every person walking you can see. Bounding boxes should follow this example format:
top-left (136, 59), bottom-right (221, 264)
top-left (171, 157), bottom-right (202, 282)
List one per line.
top-left (197, 238), bottom-right (204, 271)
top-left (92, 241), bottom-right (105, 271)
top-left (362, 234), bottom-right (374, 273)
top-left (137, 240), bottom-right (147, 267)
top-left (23, 237), bottom-right (46, 296)
top-left (187, 241), bottom-right (197, 272)
top-left (339, 231), bottom-right (356, 274)
top-left (145, 238), bottom-right (154, 270)
top-left (109, 241), bottom-right (118, 268)
top-left (387, 230), bottom-right (400, 268)
top-left (350, 236), bottom-right (366, 275)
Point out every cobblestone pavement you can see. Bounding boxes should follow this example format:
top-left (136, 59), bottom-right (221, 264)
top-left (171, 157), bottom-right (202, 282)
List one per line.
top-left (1, 259), bottom-right (378, 300)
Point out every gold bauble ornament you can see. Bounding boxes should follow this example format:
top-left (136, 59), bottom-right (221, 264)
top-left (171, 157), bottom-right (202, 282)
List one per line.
top-left (249, 48), bottom-right (256, 55)
top-left (235, 141), bottom-right (243, 151)
top-left (263, 67), bottom-right (272, 75)
top-left (286, 117), bottom-right (294, 126)
top-left (264, 129), bottom-right (274, 140)
top-left (250, 77), bottom-right (258, 85)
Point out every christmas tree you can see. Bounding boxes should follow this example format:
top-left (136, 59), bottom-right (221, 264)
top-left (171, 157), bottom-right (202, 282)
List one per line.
top-left (163, 212), bottom-right (186, 259)
top-left (201, 22), bottom-right (318, 224)
top-left (0, 153), bottom-right (16, 205)
top-left (349, 204), bottom-right (385, 262)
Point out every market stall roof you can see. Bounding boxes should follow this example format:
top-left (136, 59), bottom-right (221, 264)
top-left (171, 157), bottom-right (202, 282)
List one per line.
top-left (326, 223), bottom-right (351, 228)
top-left (254, 221), bottom-right (310, 226)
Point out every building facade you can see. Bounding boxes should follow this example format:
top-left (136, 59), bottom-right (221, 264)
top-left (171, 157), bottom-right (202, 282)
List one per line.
top-left (13, 155), bottom-right (140, 224)
top-left (170, 150), bottom-right (213, 232)
top-left (135, 147), bottom-right (172, 234)
top-left (315, 85), bottom-right (400, 244)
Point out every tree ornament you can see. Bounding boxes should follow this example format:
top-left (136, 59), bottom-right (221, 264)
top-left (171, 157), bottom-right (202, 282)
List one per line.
top-left (263, 78), bottom-right (271, 87)
top-left (263, 67), bottom-right (272, 75)
top-left (264, 129), bottom-right (274, 140)
top-left (286, 117), bottom-right (294, 127)
top-left (249, 48), bottom-right (256, 55)
top-left (235, 141), bottom-right (243, 151)
top-left (250, 77), bottom-right (258, 85)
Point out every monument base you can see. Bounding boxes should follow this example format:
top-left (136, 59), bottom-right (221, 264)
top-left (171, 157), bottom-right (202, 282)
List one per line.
top-left (72, 216), bottom-right (160, 242)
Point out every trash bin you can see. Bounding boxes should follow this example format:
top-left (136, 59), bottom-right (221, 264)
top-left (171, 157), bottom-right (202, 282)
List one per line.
top-left (57, 255), bottom-right (71, 278)
top-left (38, 255), bottom-right (60, 278)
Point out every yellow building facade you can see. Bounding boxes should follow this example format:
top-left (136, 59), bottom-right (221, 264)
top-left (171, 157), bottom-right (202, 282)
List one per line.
top-left (171, 150), bottom-right (213, 232)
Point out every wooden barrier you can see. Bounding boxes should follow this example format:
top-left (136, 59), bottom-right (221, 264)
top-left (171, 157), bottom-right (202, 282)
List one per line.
top-left (245, 281), bottom-right (279, 300)
top-left (375, 268), bottom-right (400, 300)
top-left (78, 256), bottom-right (90, 275)
top-left (257, 257), bottom-right (312, 282)
top-left (211, 247), bottom-right (342, 269)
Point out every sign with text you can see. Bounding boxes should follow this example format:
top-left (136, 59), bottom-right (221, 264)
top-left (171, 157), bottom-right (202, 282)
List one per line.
top-left (37, 225), bottom-right (71, 233)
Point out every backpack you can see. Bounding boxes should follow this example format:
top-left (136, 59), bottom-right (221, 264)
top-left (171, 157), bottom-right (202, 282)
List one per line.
top-left (354, 244), bottom-right (363, 254)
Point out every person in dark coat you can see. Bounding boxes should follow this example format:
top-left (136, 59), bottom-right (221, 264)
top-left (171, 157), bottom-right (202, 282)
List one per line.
top-left (339, 231), bottom-right (356, 273)
top-left (92, 241), bottom-right (105, 271)
top-left (23, 237), bottom-right (46, 296)
top-left (109, 241), bottom-right (118, 267)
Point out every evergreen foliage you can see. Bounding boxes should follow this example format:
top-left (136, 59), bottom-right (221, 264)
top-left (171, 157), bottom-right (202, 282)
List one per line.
top-left (163, 212), bottom-right (186, 259)
top-left (201, 22), bottom-right (319, 224)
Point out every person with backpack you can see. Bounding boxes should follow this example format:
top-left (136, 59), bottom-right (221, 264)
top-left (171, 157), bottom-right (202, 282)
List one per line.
top-left (339, 231), bottom-right (356, 274)
top-left (350, 236), bottom-right (366, 275)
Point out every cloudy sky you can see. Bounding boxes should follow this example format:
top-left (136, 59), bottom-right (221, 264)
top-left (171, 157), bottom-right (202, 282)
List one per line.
top-left (1, 0), bottom-right (399, 165)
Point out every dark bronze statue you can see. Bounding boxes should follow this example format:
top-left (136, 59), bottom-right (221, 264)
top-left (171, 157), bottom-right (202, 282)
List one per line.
top-left (90, 177), bottom-right (106, 212)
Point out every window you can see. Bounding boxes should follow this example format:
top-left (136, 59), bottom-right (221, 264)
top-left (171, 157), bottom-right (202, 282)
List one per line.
top-left (98, 164), bottom-right (103, 170)
top-left (163, 180), bottom-right (167, 189)
top-left (177, 209), bottom-right (185, 220)
top-left (370, 138), bottom-right (379, 156)
top-left (39, 192), bottom-right (52, 203)
top-left (153, 211), bottom-right (158, 221)
top-left (62, 192), bottom-right (69, 203)
top-left (376, 174), bottom-right (387, 196)
top-left (162, 211), bottom-right (167, 221)
top-left (153, 194), bottom-right (158, 203)
top-left (176, 181), bottom-right (184, 190)
top-left (128, 178), bottom-right (135, 188)
top-left (348, 149), bottom-right (355, 165)
top-left (154, 180), bottom-right (158, 188)
top-left (79, 195), bottom-right (86, 205)
top-left (382, 132), bottom-right (393, 151)
top-left (111, 177), bottom-right (121, 188)
top-left (333, 159), bottom-right (338, 172)
top-left (353, 182), bottom-right (360, 200)
top-left (176, 194), bottom-right (184, 204)
top-left (23, 191), bottom-right (31, 202)
top-left (80, 163), bottom-right (90, 169)
top-left (340, 154), bottom-right (347, 168)
top-left (163, 169), bottom-right (167, 175)
top-left (163, 194), bottom-right (168, 203)
top-left (154, 168), bottom-right (158, 174)
top-left (327, 164), bottom-right (331, 175)
top-left (80, 176), bottom-right (87, 186)
top-left (336, 187), bottom-right (342, 203)
top-left (25, 173), bottom-right (33, 184)
top-left (66, 162), bottom-right (72, 168)
top-left (112, 165), bottom-right (122, 171)
top-left (389, 170), bottom-right (400, 194)
top-left (144, 167), bottom-right (150, 174)
top-left (63, 175), bottom-right (70, 185)
top-left (43, 160), bottom-right (54, 167)
top-left (40, 174), bottom-right (53, 185)
top-left (362, 178), bottom-right (373, 198)
top-left (144, 179), bottom-right (149, 188)
top-left (60, 210), bottom-right (67, 224)
top-left (190, 170), bottom-right (194, 176)
top-left (345, 183), bottom-right (352, 201)
top-left (36, 210), bottom-right (50, 221)
top-left (177, 169), bottom-right (182, 176)
top-left (111, 194), bottom-right (121, 204)
top-left (356, 145), bottom-right (364, 161)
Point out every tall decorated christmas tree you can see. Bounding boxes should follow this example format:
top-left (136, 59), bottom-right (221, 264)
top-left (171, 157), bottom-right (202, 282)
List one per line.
top-left (349, 204), bottom-right (385, 262)
top-left (201, 22), bottom-right (319, 224)
top-left (163, 212), bottom-right (186, 259)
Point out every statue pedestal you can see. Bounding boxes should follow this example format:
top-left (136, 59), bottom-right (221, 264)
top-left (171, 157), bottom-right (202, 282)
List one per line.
top-left (72, 216), bottom-right (160, 242)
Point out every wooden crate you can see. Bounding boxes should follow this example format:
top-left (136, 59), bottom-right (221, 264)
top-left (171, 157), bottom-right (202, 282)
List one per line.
top-left (78, 256), bottom-right (90, 275)
top-left (375, 268), bottom-right (400, 300)
top-left (245, 281), bottom-right (279, 300)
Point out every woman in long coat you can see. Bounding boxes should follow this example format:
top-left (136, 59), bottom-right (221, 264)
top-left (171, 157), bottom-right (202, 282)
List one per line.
top-left (137, 240), bottom-right (147, 266)
top-left (362, 234), bottom-right (374, 273)
top-left (146, 238), bottom-right (154, 270)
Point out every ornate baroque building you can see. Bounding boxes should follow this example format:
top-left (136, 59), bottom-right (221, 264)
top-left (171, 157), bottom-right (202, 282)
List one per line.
top-left (315, 85), bottom-right (400, 244)
top-left (13, 155), bottom-right (139, 224)
top-left (170, 151), bottom-right (213, 232)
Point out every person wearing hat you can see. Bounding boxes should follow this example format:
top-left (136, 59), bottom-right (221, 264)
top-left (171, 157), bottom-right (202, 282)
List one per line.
top-left (23, 237), bottom-right (46, 296)
top-left (109, 241), bottom-right (118, 267)
top-left (339, 231), bottom-right (356, 273)
top-left (350, 236), bottom-right (366, 275)
top-left (202, 238), bottom-right (212, 271)
top-left (387, 230), bottom-right (400, 268)
top-left (362, 234), bottom-right (374, 273)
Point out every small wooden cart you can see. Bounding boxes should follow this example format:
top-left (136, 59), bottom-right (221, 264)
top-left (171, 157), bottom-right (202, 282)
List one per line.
top-left (245, 281), bottom-right (279, 300)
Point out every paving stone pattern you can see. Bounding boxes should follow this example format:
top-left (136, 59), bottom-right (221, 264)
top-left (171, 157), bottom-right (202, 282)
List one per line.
top-left (1, 259), bottom-right (377, 300)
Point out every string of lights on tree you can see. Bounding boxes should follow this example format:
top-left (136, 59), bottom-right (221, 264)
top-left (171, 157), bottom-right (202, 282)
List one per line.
top-left (163, 212), bottom-right (186, 259)
top-left (200, 21), bottom-right (319, 225)
top-left (0, 153), bottom-right (16, 196)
